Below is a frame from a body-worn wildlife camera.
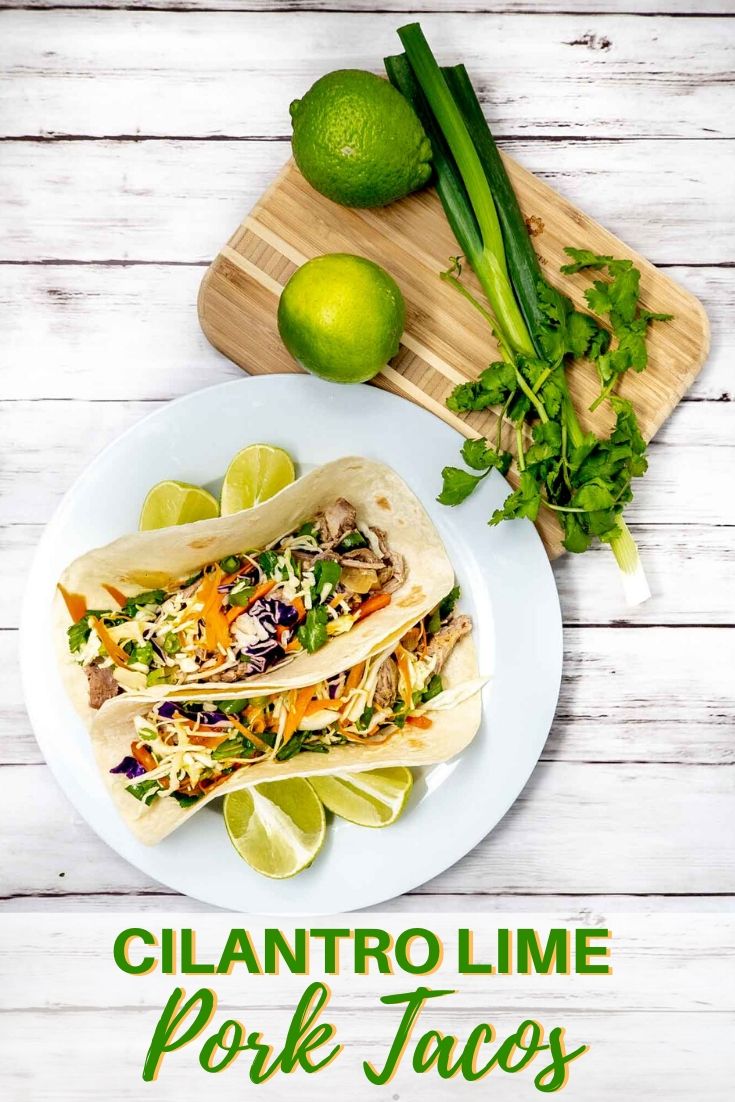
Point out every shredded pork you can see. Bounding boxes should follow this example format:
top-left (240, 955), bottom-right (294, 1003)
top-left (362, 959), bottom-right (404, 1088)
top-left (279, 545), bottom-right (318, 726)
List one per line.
top-left (425, 614), bottom-right (473, 673)
top-left (85, 665), bottom-right (120, 710)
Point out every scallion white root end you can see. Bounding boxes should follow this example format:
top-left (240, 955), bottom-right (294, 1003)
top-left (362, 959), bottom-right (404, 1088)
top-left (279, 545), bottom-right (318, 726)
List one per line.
top-left (610, 519), bottom-right (651, 606)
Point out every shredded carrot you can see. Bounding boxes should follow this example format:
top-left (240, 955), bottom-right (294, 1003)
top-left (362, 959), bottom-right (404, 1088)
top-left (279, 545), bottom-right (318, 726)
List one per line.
top-left (198, 771), bottom-right (233, 794)
top-left (90, 617), bottom-right (130, 667)
top-left (356, 592), bottom-right (391, 621)
top-left (197, 567), bottom-right (232, 652)
top-left (339, 728), bottom-right (372, 743)
top-left (227, 714), bottom-right (272, 755)
top-left (284, 638), bottom-right (302, 653)
top-left (226, 580), bottom-right (277, 626)
top-left (188, 732), bottom-right (229, 748)
top-left (397, 649), bottom-right (413, 700)
top-left (344, 662), bottom-right (365, 694)
top-left (244, 706), bottom-right (267, 735)
top-left (281, 685), bottom-right (315, 746)
top-left (102, 583), bottom-right (128, 607)
top-left (131, 741), bottom-right (158, 771)
top-left (407, 715), bottom-right (432, 729)
top-left (57, 583), bottom-right (87, 623)
top-left (291, 597), bottom-right (306, 622)
top-left (304, 697), bottom-right (343, 716)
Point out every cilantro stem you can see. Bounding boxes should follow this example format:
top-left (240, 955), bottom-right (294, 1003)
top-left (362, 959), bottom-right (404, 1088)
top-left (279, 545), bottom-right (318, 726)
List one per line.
top-left (515, 423), bottom-right (526, 471)
top-left (560, 419), bottom-right (572, 493)
top-left (440, 269), bottom-right (513, 361)
top-left (532, 366), bottom-right (552, 393)
top-left (542, 501), bottom-right (587, 514)
top-left (589, 378), bottom-right (617, 413)
top-left (512, 363), bottom-right (548, 424)
top-left (497, 393), bottom-right (512, 452)
top-left (442, 262), bottom-right (547, 423)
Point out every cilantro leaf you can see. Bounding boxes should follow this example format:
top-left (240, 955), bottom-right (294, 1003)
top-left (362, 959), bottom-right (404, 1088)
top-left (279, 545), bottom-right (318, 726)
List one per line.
top-left (446, 360), bottom-right (516, 413)
top-left (560, 513), bottom-right (592, 554)
top-left (571, 481), bottom-right (615, 512)
top-left (67, 609), bottom-right (110, 653)
top-left (357, 706), bottom-right (375, 731)
top-left (312, 558), bottom-right (341, 602)
top-left (560, 247), bottom-right (613, 274)
top-left (296, 606), bottom-right (329, 654)
top-left (438, 585), bottom-right (460, 620)
top-left (489, 471), bottom-right (542, 526)
top-left (563, 250), bottom-right (673, 408)
top-left (461, 437), bottom-right (512, 475)
top-left (524, 421), bottom-right (562, 468)
top-left (121, 590), bottom-right (165, 617)
top-left (420, 674), bottom-right (443, 705)
top-left (257, 550), bottom-right (281, 578)
top-left (437, 466), bottom-right (486, 506)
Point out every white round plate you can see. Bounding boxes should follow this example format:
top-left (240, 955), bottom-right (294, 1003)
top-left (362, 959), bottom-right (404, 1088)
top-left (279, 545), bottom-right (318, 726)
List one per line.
top-left (21, 376), bottom-right (561, 914)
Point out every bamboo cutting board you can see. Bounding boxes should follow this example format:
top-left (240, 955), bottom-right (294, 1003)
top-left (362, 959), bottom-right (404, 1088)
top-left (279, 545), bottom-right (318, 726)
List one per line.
top-left (198, 156), bottom-right (709, 557)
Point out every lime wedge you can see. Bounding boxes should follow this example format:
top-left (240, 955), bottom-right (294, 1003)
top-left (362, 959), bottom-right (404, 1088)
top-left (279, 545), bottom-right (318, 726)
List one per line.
top-left (224, 778), bottom-right (326, 879)
top-left (220, 444), bottom-right (296, 515)
top-left (139, 480), bottom-right (219, 531)
top-left (309, 767), bottom-right (413, 828)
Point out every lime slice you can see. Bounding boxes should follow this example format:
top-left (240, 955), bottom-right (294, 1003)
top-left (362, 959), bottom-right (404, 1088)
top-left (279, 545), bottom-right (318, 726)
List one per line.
top-left (220, 444), bottom-right (296, 515)
top-left (310, 767), bottom-right (413, 828)
top-left (224, 778), bottom-right (326, 879)
top-left (139, 480), bottom-right (219, 531)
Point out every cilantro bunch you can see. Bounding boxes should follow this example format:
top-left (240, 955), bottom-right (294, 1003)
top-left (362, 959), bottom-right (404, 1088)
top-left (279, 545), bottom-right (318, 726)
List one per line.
top-left (387, 25), bottom-right (673, 603)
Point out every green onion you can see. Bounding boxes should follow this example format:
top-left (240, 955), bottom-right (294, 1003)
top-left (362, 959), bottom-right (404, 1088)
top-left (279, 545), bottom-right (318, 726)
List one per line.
top-left (219, 555), bottom-right (241, 573)
top-left (394, 25), bottom-right (534, 358)
top-left (217, 699), bottom-right (249, 715)
top-left (391, 24), bottom-right (655, 605)
top-left (336, 530), bottom-right (368, 552)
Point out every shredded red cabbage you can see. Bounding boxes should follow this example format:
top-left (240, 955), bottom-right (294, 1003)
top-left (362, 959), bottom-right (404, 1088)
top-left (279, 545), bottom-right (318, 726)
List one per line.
top-left (245, 639), bottom-right (285, 674)
top-left (110, 755), bottom-right (146, 779)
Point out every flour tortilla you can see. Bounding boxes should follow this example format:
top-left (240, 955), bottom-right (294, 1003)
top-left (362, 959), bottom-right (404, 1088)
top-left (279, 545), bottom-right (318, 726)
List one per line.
top-left (55, 457), bottom-right (454, 726)
top-left (91, 631), bottom-right (483, 844)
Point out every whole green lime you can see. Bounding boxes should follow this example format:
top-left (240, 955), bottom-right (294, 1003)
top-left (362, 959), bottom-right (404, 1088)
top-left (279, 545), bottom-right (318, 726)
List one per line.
top-left (290, 69), bottom-right (432, 208)
top-left (277, 253), bottom-right (405, 384)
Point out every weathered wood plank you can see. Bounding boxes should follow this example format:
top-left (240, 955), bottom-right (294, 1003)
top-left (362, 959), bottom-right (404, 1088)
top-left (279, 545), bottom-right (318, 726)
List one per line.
top-left (0, 263), bottom-right (730, 402)
top-left (0, 892), bottom-right (730, 914)
top-left (3, 11), bottom-right (733, 139)
top-left (1, 399), bottom-right (731, 525)
top-left (2, 761), bottom-right (732, 899)
top-left (4, 519), bottom-right (735, 636)
top-left (6, 626), bottom-right (733, 767)
top-left (1, 139), bottom-right (731, 265)
top-left (3, 2), bottom-right (729, 14)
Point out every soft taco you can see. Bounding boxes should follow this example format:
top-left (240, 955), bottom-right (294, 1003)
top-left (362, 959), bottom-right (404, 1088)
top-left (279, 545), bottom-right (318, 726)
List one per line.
top-left (55, 458), bottom-right (454, 724)
top-left (92, 589), bottom-right (485, 843)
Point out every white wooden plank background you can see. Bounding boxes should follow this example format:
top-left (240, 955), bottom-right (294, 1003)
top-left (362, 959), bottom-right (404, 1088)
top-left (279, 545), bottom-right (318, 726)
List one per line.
top-left (1, 3), bottom-right (733, 920)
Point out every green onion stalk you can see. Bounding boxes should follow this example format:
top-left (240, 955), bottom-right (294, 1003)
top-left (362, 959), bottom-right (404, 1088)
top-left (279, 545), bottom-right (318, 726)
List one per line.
top-left (388, 24), bottom-right (649, 605)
